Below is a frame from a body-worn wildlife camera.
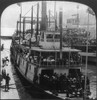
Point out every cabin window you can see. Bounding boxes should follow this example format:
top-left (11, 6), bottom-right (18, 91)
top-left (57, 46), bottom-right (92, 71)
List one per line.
top-left (46, 34), bottom-right (53, 39)
top-left (46, 34), bottom-right (53, 42)
top-left (54, 34), bottom-right (60, 42)
top-left (42, 32), bottom-right (44, 38)
top-left (29, 64), bottom-right (31, 70)
top-left (41, 32), bottom-right (44, 41)
top-left (41, 69), bottom-right (54, 76)
top-left (54, 34), bottom-right (60, 39)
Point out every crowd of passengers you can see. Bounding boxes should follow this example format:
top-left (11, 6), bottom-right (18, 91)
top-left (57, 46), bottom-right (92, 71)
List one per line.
top-left (40, 57), bottom-right (81, 66)
top-left (63, 28), bottom-right (96, 52)
top-left (38, 72), bottom-right (90, 97)
top-left (15, 47), bottom-right (81, 66)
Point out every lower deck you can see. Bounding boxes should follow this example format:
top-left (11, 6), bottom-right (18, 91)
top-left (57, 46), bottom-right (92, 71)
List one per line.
top-left (10, 41), bottom-right (92, 99)
top-left (10, 51), bottom-right (91, 99)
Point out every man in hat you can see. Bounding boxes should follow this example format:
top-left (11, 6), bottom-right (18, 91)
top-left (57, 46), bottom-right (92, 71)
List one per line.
top-left (5, 73), bottom-right (10, 91)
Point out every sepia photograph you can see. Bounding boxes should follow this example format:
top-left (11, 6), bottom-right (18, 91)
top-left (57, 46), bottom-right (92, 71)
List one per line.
top-left (0, 0), bottom-right (97, 100)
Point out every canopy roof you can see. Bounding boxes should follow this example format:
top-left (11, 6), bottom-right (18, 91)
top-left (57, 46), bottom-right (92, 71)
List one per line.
top-left (31, 46), bottom-right (81, 52)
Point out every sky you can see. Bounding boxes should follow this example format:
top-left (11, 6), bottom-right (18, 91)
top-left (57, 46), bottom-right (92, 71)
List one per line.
top-left (1, 1), bottom-right (96, 37)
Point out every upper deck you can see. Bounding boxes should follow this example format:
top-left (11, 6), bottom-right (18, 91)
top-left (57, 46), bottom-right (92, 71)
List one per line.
top-left (12, 39), bottom-right (82, 70)
top-left (39, 30), bottom-right (68, 48)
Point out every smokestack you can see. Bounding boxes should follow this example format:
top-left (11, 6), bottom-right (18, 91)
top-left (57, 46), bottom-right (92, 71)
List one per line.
top-left (59, 8), bottom-right (63, 60)
top-left (40, 1), bottom-right (47, 30)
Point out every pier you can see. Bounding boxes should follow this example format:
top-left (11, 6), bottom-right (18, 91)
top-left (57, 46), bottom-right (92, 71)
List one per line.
top-left (0, 48), bottom-right (20, 99)
top-left (0, 42), bottom-right (61, 100)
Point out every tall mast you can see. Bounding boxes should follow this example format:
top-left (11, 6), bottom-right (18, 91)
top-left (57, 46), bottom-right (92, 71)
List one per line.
top-left (36, 3), bottom-right (39, 42)
top-left (17, 3), bottom-right (22, 44)
top-left (49, 10), bottom-right (50, 27)
top-left (54, 1), bottom-right (56, 31)
top-left (23, 17), bottom-right (25, 40)
top-left (19, 14), bottom-right (21, 44)
top-left (30, 6), bottom-right (33, 48)
top-left (77, 5), bottom-right (79, 29)
top-left (17, 21), bottom-right (18, 38)
top-left (84, 9), bottom-right (89, 100)
top-left (31, 6), bottom-right (33, 38)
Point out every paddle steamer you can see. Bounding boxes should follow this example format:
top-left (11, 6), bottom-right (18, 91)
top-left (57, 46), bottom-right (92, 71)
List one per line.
top-left (10, 1), bottom-right (90, 99)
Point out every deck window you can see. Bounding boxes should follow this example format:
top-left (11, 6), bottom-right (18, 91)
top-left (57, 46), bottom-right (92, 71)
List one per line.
top-left (46, 34), bottom-right (53, 39)
top-left (46, 34), bottom-right (53, 42)
top-left (54, 34), bottom-right (60, 39)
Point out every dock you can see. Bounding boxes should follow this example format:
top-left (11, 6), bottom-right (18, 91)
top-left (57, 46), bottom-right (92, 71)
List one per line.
top-left (0, 49), bottom-right (20, 99)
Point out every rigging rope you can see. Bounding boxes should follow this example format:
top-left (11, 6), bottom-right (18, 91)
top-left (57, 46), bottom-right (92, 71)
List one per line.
top-left (23, 3), bottom-right (38, 17)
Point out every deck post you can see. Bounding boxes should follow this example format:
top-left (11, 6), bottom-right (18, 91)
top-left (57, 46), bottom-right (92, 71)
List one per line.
top-left (19, 14), bottom-right (21, 44)
top-left (84, 9), bottom-right (89, 100)
top-left (49, 10), bottom-right (50, 27)
top-left (54, 1), bottom-right (56, 31)
top-left (23, 17), bottom-right (25, 40)
top-left (30, 6), bottom-right (33, 48)
top-left (36, 3), bottom-right (39, 42)
top-left (17, 21), bottom-right (18, 38)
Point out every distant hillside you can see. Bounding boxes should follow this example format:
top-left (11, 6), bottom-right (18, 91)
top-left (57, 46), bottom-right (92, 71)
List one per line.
top-left (0, 36), bottom-right (12, 39)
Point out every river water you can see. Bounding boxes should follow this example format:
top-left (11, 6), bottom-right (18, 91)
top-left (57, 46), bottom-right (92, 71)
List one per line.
top-left (1, 39), bottom-right (97, 99)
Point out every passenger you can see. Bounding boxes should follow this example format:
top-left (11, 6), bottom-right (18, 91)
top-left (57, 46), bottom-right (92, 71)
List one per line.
top-left (5, 73), bottom-right (10, 91)
top-left (76, 79), bottom-right (81, 91)
top-left (2, 66), bottom-right (6, 79)
top-left (52, 75), bottom-right (56, 91)
top-left (66, 59), bottom-right (69, 65)
top-left (39, 74), bottom-right (44, 86)
top-left (26, 52), bottom-right (30, 59)
top-left (72, 78), bottom-right (77, 97)
top-left (66, 78), bottom-right (70, 97)
top-left (2, 58), bottom-right (5, 65)
top-left (70, 58), bottom-right (74, 65)
top-left (81, 75), bottom-right (85, 90)
top-left (87, 77), bottom-right (90, 85)
top-left (1, 44), bottom-right (4, 51)
top-left (0, 74), bottom-right (3, 86)
top-left (5, 56), bottom-right (9, 62)
top-left (4, 57), bottom-right (9, 66)
top-left (31, 57), bottom-right (34, 63)
top-left (34, 56), bottom-right (38, 63)
top-left (68, 78), bottom-right (73, 94)
top-left (86, 77), bottom-right (90, 93)
top-left (29, 56), bottom-right (32, 62)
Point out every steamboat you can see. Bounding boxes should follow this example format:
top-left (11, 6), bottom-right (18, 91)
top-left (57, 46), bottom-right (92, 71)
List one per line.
top-left (10, 1), bottom-right (90, 99)
top-left (63, 28), bottom-right (96, 64)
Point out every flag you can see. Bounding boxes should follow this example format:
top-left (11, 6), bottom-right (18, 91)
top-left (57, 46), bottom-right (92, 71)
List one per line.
top-left (17, 3), bottom-right (21, 7)
top-left (87, 7), bottom-right (95, 16)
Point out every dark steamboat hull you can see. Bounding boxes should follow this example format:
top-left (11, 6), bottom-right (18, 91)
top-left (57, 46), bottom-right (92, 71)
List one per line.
top-left (82, 56), bottom-right (96, 64)
top-left (10, 55), bottom-right (63, 100)
top-left (79, 52), bottom-right (96, 64)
